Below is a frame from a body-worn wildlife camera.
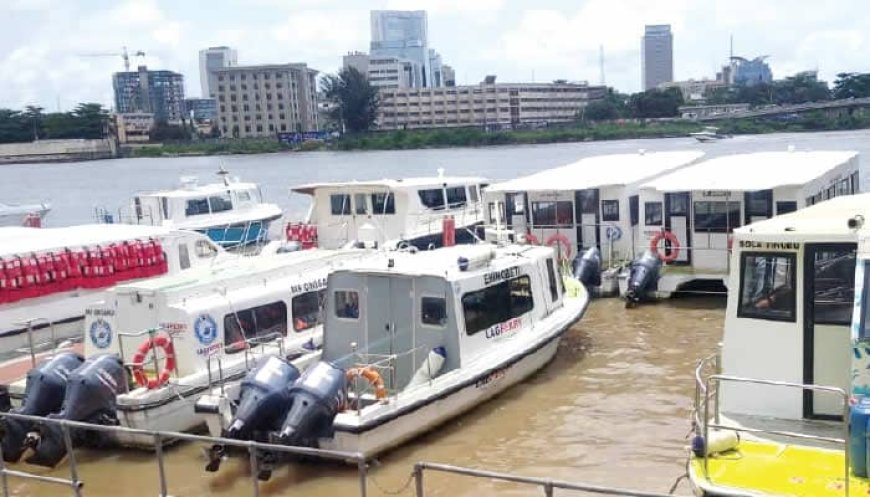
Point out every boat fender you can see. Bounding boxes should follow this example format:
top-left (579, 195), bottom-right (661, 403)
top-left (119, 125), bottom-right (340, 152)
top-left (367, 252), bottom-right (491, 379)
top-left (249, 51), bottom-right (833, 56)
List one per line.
top-left (405, 347), bottom-right (447, 390)
top-left (130, 333), bottom-right (176, 389)
top-left (691, 429), bottom-right (740, 457)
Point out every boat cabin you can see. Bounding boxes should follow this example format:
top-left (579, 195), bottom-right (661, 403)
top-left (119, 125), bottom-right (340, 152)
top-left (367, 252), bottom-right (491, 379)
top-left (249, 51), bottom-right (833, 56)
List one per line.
top-left (288, 174), bottom-right (488, 250)
top-left (719, 194), bottom-right (870, 422)
top-left (483, 151), bottom-right (704, 265)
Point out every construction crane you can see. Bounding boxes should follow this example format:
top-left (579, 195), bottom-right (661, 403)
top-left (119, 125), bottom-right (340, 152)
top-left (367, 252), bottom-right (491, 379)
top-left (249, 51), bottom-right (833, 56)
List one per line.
top-left (79, 46), bottom-right (146, 72)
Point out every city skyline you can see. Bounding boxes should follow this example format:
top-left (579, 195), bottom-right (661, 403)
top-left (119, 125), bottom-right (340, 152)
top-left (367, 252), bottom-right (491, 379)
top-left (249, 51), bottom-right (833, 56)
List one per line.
top-left (2, 0), bottom-right (869, 111)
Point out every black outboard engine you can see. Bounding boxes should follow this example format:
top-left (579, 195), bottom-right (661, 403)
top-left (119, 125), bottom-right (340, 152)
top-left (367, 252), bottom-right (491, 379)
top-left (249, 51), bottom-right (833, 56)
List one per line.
top-left (205, 355), bottom-right (300, 473)
top-left (625, 250), bottom-right (662, 308)
top-left (26, 354), bottom-right (127, 467)
top-left (0, 352), bottom-right (83, 463)
top-left (572, 247), bottom-right (602, 290)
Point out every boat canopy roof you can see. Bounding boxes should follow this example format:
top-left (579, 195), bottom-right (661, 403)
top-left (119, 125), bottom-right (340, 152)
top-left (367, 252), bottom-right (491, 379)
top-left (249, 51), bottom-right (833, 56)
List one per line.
top-left (485, 151), bottom-right (704, 193)
top-left (291, 176), bottom-right (488, 196)
top-left (0, 224), bottom-right (175, 256)
top-left (642, 150), bottom-right (859, 193)
top-left (736, 192), bottom-right (870, 240)
top-left (139, 179), bottom-right (258, 199)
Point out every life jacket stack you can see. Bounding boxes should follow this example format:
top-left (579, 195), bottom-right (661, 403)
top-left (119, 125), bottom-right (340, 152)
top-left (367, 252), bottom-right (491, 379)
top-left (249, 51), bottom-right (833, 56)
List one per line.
top-left (0, 239), bottom-right (169, 305)
top-left (285, 223), bottom-right (318, 249)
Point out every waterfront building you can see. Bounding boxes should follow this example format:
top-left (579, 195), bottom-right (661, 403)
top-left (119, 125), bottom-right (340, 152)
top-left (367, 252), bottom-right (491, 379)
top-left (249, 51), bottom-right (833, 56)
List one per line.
top-left (376, 81), bottom-right (607, 130)
top-left (642, 25), bottom-right (674, 90)
top-left (679, 103), bottom-right (750, 119)
top-left (112, 66), bottom-right (185, 122)
top-left (342, 51), bottom-right (370, 75)
top-left (370, 10), bottom-right (433, 88)
top-left (442, 65), bottom-right (456, 87)
top-left (113, 113), bottom-right (154, 143)
top-left (429, 49), bottom-right (444, 88)
top-left (658, 79), bottom-right (728, 102)
top-left (185, 98), bottom-right (217, 122)
top-left (213, 63), bottom-right (320, 138)
top-left (731, 56), bottom-right (773, 86)
top-left (199, 46), bottom-right (238, 98)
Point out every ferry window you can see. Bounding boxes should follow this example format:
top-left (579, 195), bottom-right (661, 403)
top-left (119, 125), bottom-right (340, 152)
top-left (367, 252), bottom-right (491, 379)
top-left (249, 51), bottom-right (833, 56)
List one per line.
top-left (418, 189), bottom-right (445, 210)
top-left (851, 172), bottom-right (860, 194)
top-left (546, 258), bottom-right (559, 301)
top-left (532, 201), bottom-right (573, 227)
top-left (446, 187), bottom-right (467, 208)
top-left (601, 200), bottom-right (619, 222)
top-left (209, 194), bottom-right (233, 213)
top-left (644, 202), bottom-right (663, 226)
top-left (812, 247), bottom-right (856, 325)
top-left (195, 240), bottom-right (218, 258)
top-left (421, 297), bottom-right (447, 326)
top-left (354, 193), bottom-right (368, 215)
top-left (462, 275), bottom-right (534, 335)
top-left (861, 262), bottom-right (870, 340)
top-left (185, 198), bottom-right (210, 216)
top-left (838, 179), bottom-right (851, 196)
top-left (334, 290), bottom-right (360, 319)
top-left (776, 201), bottom-right (798, 215)
top-left (745, 190), bottom-right (772, 218)
top-left (179, 243), bottom-right (191, 269)
top-left (667, 194), bottom-right (688, 216)
top-left (292, 289), bottom-right (326, 331)
top-left (738, 253), bottom-right (796, 322)
top-left (468, 185), bottom-right (479, 203)
top-left (629, 195), bottom-right (639, 226)
top-left (371, 192), bottom-right (395, 214)
top-left (694, 201), bottom-right (740, 233)
top-left (330, 194), bottom-right (351, 215)
top-left (237, 191), bottom-right (252, 203)
top-left (224, 301), bottom-right (288, 353)
top-left (161, 197), bottom-right (169, 220)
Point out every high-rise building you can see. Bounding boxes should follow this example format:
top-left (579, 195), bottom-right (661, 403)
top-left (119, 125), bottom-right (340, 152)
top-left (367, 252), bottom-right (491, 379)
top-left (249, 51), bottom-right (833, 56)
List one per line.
top-left (185, 98), bottom-right (218, 122)
top-left (429, 49), bottom-right (443, 88)
top-left (731, 56), bottom-right (773, 86)
top-left (370, 10), bottom-right (432, 88)
top-left (442, 65), bottom-right (456, 87)
top-left (199, 46), bottom-right (238, 98)
top-left (343, 51), bottom-right (370, 75)
top-left (641, 25), bottom-right (674, 90)
top-left (112, 66), bottom-right (185, 122)
top-left (213, 63), bottom-right (320, 138)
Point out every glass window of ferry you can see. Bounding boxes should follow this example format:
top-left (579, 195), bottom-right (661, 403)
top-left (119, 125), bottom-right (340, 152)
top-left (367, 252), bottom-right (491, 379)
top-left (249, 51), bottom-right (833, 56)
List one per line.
top-left (776, 201), bottom-right (798, 215)
top-left (851, 172), bottom-right (860, 195)
top-left (330, 194), bottom-right (351, 215)
top-left (224, 301), bottom-right (288, 353)
top-left (694, 201), bottom-right (741, 233)
top-left (738, 253), bottom-right (797, 321)
top-left (462, 275), bottom-right (534, 335)
top-left (488, 202), bottom-right (505, 225)
top-left (601, 200), bottom-right (619, 222)
top-left (532, 201), bottom-right (573, 227)
top-left (421, 296), bottom-right (447, 327)
top-left (629, 195), bottom-right (639, 226)
top-left (195, 240), bottom-right (218, 258)
top-left (185, 198), bottom-right (210, 216)
top-left (237, 190), bottom-right (252, 203)
top-left (371, 192), bottom-right (395, 214)
top-left (419, 189), bottom-right (446, 210)
top-left (546, 258), bottom-right (559, 301)
top-left (861, 263), bottom-right (870, 340)
top-left (811, 247), bottom-right (856, 325)
top-left (468, 185), bottom-right (479, 203)
top-left (446, 187), bottom-right (467, 208)
top-left (292, 289), bottom-right (326, 331)
top-left (644, 202), bottom-right (663, 226)
top-left (354, 193), bottom-right (368, 215)
top-left (335, 290), bottom-right (360, 319)
top-left (209, 193), bottom-right (233, 213)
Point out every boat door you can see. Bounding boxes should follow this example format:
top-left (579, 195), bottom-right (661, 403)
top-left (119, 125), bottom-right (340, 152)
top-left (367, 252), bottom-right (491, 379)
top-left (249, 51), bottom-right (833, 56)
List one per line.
top-left (803, 243), bottom-right (856, 419)
top-left (664, 192), bottom-right (691, 265)
top-left (575, 189), bottom-right (600, 251)
top-left (364, 275), bottom-right (414, 391)
top-left (506, 193), bottom-right (527, 235)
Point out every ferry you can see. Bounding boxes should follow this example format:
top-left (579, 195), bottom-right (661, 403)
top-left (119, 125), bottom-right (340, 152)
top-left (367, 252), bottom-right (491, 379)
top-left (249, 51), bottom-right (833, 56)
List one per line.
top-left (199, 243), bottom-right (589, 475)
top-left (688, 193), bottom-right (870, 496)
top-left (286, 171), bottom-right (488, 250)
top-left (0, 248), bottom-right (367, 466)
top-left (622, 149), bottom-right (860, 304)
top-left (0, 224), bottom-right (225, 354)
top-left (0, 202), bottom-right (50, 228)
top-left (104, 168), bottom-right (283, 249)
top-left (689, 126), bottom-right (730, 143)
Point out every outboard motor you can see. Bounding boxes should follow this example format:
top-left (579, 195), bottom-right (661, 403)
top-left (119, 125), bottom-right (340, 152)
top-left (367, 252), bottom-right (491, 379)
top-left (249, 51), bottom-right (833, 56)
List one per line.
top-left (625, 250), bottom-right (662, 308)
top-left (205, 355), bottom-right (300, 473)
top-left (572, 247), bottom-right (602, 290)
top-left (0, 352), bottom-right (83, 463)
top-left (26, 354), bottom-right (126, 467)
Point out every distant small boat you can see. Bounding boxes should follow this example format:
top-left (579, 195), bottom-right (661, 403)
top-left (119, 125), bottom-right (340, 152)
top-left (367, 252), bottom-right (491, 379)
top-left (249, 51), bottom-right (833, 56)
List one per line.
top-left (690, 126), bottom-right (730, 143)
top-left (0, 202), bottom-right (50, 227)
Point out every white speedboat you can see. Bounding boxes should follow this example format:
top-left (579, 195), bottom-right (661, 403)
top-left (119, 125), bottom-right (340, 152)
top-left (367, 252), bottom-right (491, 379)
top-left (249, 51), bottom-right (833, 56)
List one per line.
top-left (287, 170), bottom-right (488, 250)
top-left (200, 243), bottom-right (589, 474)
top-left (0, 202), bottom-right (50, 227)
top-left (108, 168), bottom-right (283, 249)
top-left (0, 248), bottom-right (369, 466)
top-left (0, 224), bottom-right (225, 354)
top-left (689, 126), bottom-right (730, 143)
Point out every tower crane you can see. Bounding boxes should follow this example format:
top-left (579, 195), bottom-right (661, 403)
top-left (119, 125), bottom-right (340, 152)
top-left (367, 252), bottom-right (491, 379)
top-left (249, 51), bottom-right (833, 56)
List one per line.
top-left (79, 46), bottom-right (146, 72)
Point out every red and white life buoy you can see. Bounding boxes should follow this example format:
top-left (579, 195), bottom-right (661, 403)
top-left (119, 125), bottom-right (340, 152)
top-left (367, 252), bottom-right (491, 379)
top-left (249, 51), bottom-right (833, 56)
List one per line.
top-left (649, 230), bottom-right (681, 263)
top-left (524, 232), bottom-right (540, 245)
top-left (131, 333), bottom-right (176, 389)
top-left (545, 233), bottom-right (573, 262)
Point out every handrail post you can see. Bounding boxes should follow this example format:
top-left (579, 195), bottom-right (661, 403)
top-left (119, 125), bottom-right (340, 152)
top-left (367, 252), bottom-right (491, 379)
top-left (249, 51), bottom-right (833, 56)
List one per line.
top-left (154, 433), bottom-right (168, 497)
top-left (61, 423), bottom-right (82, 497)
top-left (148, 327), bottom-right (160, 383)
top-left (248, 444), bottom-right (260, 497)
top-left (414, 463), bottom-right (424, 497)
top-left (357, 458), bottom-right (368, 497)
top-left (543, 481), bottom-right (554, 497)
top-left (0, 435), bottom-right (9, 497)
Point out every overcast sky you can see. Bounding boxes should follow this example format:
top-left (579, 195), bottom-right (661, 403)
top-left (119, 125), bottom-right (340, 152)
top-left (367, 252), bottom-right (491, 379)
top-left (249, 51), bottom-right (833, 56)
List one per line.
top-left (2, 0), bottom-right (868, 111)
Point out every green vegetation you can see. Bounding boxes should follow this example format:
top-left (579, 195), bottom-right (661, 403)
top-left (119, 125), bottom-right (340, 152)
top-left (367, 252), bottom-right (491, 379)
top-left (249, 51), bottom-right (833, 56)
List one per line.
top-left (0, 103), bottom-right (109, 143)
top-left (581, 87), bottom-right (684, 122)
top-left (706, 71), bottom-right (833, 108)
top-left (833, 72), bottom-right (870, 99)
top-left (320, 67), bottom-right (379, 133)
top-left (130, 139), bottom-right (296, 157)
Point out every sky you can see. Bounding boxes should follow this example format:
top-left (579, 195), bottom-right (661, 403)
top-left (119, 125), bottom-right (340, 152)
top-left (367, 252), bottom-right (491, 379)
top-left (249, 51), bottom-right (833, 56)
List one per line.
top-left (1, 0), bottom-right (869, 111)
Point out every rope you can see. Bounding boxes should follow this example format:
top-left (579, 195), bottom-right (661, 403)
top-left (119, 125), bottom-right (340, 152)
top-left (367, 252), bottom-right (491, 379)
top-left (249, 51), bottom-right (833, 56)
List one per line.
top-left (368, 468), bottom-right (416, 496)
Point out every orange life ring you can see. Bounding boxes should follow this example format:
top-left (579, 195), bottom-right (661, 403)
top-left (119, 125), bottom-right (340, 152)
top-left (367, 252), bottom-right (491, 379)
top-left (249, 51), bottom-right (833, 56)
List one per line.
top-left (131, 333), bottom-right (176, 389)
top-left (545, 233), bottom-right (573, 261)
top-left (524, 232), bottom-right (540, 245)
top-left (346, 366), bottom-right (386, 399)
top-left (649, 230), bottom-right (681, 263)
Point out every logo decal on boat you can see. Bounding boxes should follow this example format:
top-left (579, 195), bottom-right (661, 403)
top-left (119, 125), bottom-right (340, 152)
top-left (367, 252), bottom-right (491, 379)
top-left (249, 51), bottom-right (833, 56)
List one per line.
top-left (485, 317), bottom-right (522, 339)
top-left (194, 314), bottom-right (218, 345)
top-left (475, 367), bottom-right (508, 388)
top-left (90, 318), bottom-right (112, 349)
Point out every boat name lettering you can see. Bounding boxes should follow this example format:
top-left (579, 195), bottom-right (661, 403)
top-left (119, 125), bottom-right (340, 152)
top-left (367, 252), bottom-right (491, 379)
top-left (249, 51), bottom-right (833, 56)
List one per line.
top-left (701, 190), bottom-right (730, 198)
top-left (291, 277), bottom-right (327, 294)
top-left (160, 322), bottom-right (187, 333)
top-left (485, 317), bottom-right (522, 339)
top-left (196, 342), bottom-right (224, 357)
top-left (475, 367), bottom-right (508, 388)
top-left (484, 267), bottom-right (520, 285)
top-left (85, 308), bottom-right (115, 317)
top-left (738, 241), bottom-right (801, 251)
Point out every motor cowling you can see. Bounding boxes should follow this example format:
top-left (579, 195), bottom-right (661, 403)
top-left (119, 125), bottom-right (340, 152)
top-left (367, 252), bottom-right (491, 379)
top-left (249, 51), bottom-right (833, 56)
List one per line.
top-left (625, 250), bottom-right (662, 306)
top-left (0, 352), bottom-right (83, 462)
top-left (26, 354), bottom-right (127, 467)
top-left (225, 355), bottom-right (301, 441)
top-left (274, 361), bottom-right (347, 447)
top-left (572, 247), bottom-right (602, 289)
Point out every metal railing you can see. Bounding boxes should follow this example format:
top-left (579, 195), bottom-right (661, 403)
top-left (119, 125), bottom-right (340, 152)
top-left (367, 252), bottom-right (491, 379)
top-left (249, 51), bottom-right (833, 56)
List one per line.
top-left (116, 326), bottom-right (176, 384)
top-left (693, 355), bottom-right (851, 495)
top-left (13, 317), bottom-right (59, 368)
top-left (412, 461), bottom-right (689, 497)
top-left (0, 411), bottom-right (370, 497)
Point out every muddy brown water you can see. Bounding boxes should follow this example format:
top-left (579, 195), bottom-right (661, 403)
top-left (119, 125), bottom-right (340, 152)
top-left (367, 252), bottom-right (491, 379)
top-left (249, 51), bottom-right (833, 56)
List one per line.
top-left (6, 296), bottom-right (724, 497)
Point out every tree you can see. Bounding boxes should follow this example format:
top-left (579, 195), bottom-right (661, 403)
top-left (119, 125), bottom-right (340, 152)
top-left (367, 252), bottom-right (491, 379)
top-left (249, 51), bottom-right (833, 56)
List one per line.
top-left (833, 72), bottom-right (870, 99)
top-left (772, 73), bottom-right (830, 105)
top-left (151, 120), bottom-right (190, 142)
top-left (628, 88), bottom-right (684, 118)
top-left (321, 67), bottom-right (379, 133)
top-left (0, 109), bottom-right (31, 143)
top-left (581, 88), bottom-right (629, 121)
top-left (23, 105), bottom-right (44, 140)
top-left (71, 103), bottom-right (109, 139)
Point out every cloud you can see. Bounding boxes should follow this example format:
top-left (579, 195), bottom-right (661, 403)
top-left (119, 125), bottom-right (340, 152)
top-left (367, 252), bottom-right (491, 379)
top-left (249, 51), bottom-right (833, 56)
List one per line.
top-left (384, 0), bottom-right (506, 13)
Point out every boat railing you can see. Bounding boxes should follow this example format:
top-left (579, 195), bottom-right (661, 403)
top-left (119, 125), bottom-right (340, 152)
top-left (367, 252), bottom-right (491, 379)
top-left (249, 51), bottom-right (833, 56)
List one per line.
top-left (94, 206), bottom-right (156, 226)
top-left (693, 361), bottom-right (851, 495)
top-left (205, 331), bottom-right (296, 393)
top-left (346, 344), bottom-right (430, 412)
top-left (411, 461), bottom-right (689, 497)
top-left (116, 326), bottom-right (177, 384)
top-left (0, 410), bottom-right (371, 497)
top-left (13, 317), bottom-right (59, 369)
